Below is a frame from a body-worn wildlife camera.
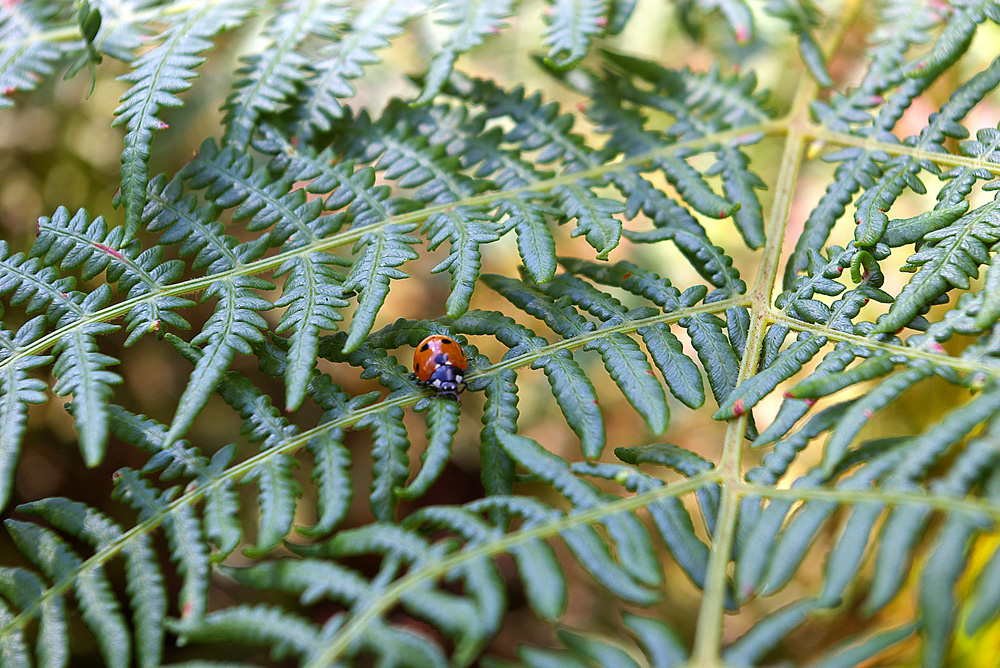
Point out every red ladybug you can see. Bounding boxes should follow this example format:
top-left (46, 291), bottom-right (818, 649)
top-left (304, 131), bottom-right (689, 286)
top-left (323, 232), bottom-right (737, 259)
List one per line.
top-left (412, 334), bottom-right (468, 399)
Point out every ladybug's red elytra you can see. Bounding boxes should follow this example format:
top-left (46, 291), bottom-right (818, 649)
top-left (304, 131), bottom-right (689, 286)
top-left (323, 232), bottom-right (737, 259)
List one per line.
top-left (412, 334), bottom-right (468, 399)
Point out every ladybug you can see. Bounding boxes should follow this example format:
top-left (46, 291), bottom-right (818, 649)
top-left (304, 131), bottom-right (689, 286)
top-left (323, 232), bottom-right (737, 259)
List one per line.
top-left (412, 334), bottom-right (468, 399)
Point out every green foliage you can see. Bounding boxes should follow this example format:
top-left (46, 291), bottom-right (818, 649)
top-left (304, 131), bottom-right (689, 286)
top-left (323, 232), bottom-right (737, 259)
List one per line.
top-left (2, 1), bottom-right (1000, 667)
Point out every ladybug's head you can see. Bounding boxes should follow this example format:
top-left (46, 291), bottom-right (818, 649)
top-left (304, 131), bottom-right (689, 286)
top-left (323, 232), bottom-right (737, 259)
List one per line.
top-left (429, 364), bottom-right (466, 398)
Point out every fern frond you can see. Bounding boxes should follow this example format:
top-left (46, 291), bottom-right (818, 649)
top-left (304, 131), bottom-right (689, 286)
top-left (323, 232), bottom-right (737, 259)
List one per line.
top-left (296, 375), bottom-right (356, 538)
top-left (415, 0), bottom-right (514, 104)
top-left (112, 469), bottom-right (210, 623)
top-left (165, 274), bottom-right (273, 445)
top-left (294, 0), bottom-right (426, 138)
top-left (5, 511), bottom-right (138, 668)
top-left (485, 272), bottom-right (672, 443)
top-left (874, 198), bottom-right (1000, 334)
top-left (108, 407), bottom-right (244, 559)
top-left (34, 207), bottom-right (195, 345)
top-left (319, 334), bottom-right (413, 520)
top-left (0, 239), bottom-right (124, 466)
top-left (785, 0), bottom-right (972, 285)
top-left (21, 497), bottom-right (166, 667)
top-left (558, 258), bottom-right (735, 407)
top-left (174, 138), bottom-right (350, 409)
top-left (215, 373), bottom-right (303, 556)
top-left (0, 318), bottom-right (50, 509)
top-left (765, 0), bottom-right (832, 88)
top-left (542, 0), bottom-right (608, 69)
top-left (169, 604), bottom-right (322, 661)
top-left (593, 54), bottom-right (770, 247)
top-left (0, 2), bottom-right (67, 109)
top-left (113, 0), bottom-right (254, 237)
top-left (7, 3), bottom-right (1000, 667)
top-left (222, 0), bottom-right (348, 150)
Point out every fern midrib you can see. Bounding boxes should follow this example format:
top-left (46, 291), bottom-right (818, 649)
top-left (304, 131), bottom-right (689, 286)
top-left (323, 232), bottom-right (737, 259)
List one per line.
top-left (771, 310), bottom-right (1000, 379)
top-left (1, 259), bottom-right (85, 318)
top-left (691, 0), bottom-right (867, 660)
top-left (42, 225), bottom-right (164, 295)
top-left (809, 126), bottom-right (1000, 176)
top-left (688, 127), bottom-right (805, 659)
top-left (748, 482), bottom-right (1000, 518)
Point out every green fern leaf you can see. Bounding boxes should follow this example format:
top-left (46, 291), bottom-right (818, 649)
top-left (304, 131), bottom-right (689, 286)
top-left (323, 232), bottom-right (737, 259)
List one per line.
top-left (424, 207), bottom-right (502, 316)
top-left (295, 0), bottom-right (426, 137)
top-left (820, 364), bottom-right (935, 473)
top-left (553, 183), bottom-right (624, 258)
top-left (343, 224), bottom-right (421, 353)
top-left (398, 399), bottom-right (461, 500)
top-left (416, 0), bottom-right (514, 104)
top-left (170, 336), bottom-right (303, 555)
top-left (275, 254), bottom-right (350, 411)
top-left (679, 0), bottom-right (753, 42)
top-left (223, 558), bottom-right (369, 607)
top-left (19, 498), bottom-right (166, 667)
top-left (5, 520), bottom-right (131, 668)
top-left (245, 454), bottom-right (302, 557)
top-left (543, 0), bottom-right (608, 69)
top-left (808, 624), bottom-right (917, 668)
top-left (53, 293), bottom-right (123, 467)
top-left (0, 597), bottom-right (28, 668)
top-left (478, 364), bottom-right (519, 499)
top-left (622, 612), bottom-right (687, 667)
top-left (558, 258), bottom-right (706, 406)
top-left (487, 273), bottom-right (672, 435)
top-left (905, 0), bottom-right (999, 79)
top-left (874, 198), bottom-right (1000, 334)
top-left (107, 407), bottom-right (243, 560)
top-left (113, 1), bottom-right (253, 237)
top-left (222, 0), bottom-right (348, 149)
top-left (201, 446), bottom-right (243, 559)
top-left (765, 0), bottom-right (832, 88)
top-left (169, 604), bottom-right (320, 660)
top-left (34, 208), bottom-right (194, 345)
top-left (164, 276), bottom-right (273, 445)
top-left (112, 470), bottom-right (210, 622)
top-left (0, 243), bottom-right (124, 466)
top-left (722, 599), bottom-right (820, 667)
top-left (0, 566), bottom-right (68, 668)
top-left (455, 308), bottom-right (606, 459)
top-left (556, 629), bottom-right (641, 668)
top-left (298, 374), bottom-right (373, 537)
top-left (0, 2), bottom-right (66, 109)
top-left (497, 432), bottom-right (662, 589)
top-left (0, 318), bottom-right (50, 509)
top-left (8, 3), bottom-right (1000, 666)
top-left (403, 99), bottom-right (560, 283)
top-left (509, 536), bottom-right (566, 621)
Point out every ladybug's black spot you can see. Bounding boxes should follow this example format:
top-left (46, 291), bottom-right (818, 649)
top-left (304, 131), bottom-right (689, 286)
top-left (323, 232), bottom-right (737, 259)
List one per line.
top-left (420, 343), bottom-right (431, 352)
top-left (441, 338), bottom-right (453, 344)
top-left (434, 353), bottom-right (448, 365)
